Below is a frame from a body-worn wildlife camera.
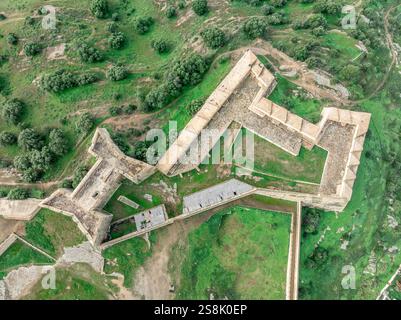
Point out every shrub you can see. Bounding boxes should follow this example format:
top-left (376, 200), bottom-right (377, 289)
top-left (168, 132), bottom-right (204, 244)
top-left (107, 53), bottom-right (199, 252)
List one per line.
top-left (18, 128), bottom-right (43, 151)
top-left (313, 0), bottom-right (341, 15)
top-left (72, 166), bottom-right (88, 189)
top-left (60, 179), bottom-right (73, 189)
top-left (305, 14), bottom-right (327, 29)
top-left (178, 1), bottom-right (186, 9)
top-left (242, 17), bottom-right (269, 39)
top-left (107, 21), bottom-right (118, 33)
top-left (151, 39), bottom-right (170, 54)
top-left (200, 27), bottom-right (226, 49)
top-left (0, 131), bottom-right (17, 146)
top-left (302, 208), bottom-right (321, 234)
top-left (107, 64), bottom-right (128, 81)
top-left (14, 154), bottom-right (31, 171)
top-left (271, 0), bottom-right (287, 7)
top-left (40, 69), bottom-right (98, 93)
top-left (76, 43), bottom-right (103, 63)
top-left (108, 32), bottom-right (126, 49)
top-left (90, 0), bottom-right (108, 18)
top-left (144, 54), bottom-right (209, 111)
top-left (192, 0), bottom-right (208, 16)
top-left (187, 99), bottom-right (204, 115)
top-left (111, 13), bottom-right (119, 21)
top-left (23, 42), bottom-right (42, 56)
top-left (134, 16), bottom-right (154, 34)
top-left (0, 13), bottom-right (6, 21)
top-left (7, 33), bottom-right (18, 45)
top-left (48, 128), bottom-right (69, 156)
top-left (268, 11), bottom-right (288, 25)
top-left (29, 146), bottom-right (53, 171)
top-left (109, 105), bottom-right (123, 116)
top-left (7, 188), bottom-right (30, 200)
top-left (262, 5), bottom-right (275, 16)
top-left (143, 85), bottom-right (170, 111)
top-left (76, 112), bottom-right (94, 134)
top-left (1, 99), bottom-right (24, 124)
top-left (166, 6), bottom-right (177, 18)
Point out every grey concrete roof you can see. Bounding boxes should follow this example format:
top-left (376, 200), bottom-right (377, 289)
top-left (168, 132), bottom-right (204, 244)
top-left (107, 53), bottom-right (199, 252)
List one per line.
top-left (183, 179), bottom-right (254, 214)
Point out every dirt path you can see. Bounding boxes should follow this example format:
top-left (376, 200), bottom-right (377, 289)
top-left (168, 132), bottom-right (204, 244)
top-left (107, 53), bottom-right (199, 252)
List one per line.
top-left (130, 211), bottom-right (217, 300)
top-left (0, 218), bottom-right (23, 243)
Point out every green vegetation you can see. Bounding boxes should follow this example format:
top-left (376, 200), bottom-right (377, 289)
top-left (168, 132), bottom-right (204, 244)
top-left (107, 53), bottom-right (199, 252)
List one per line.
top-left (0, 240), bottom-right (53, 279)
top-left (103, 233), bottom-right (156, 287)
top-left (173, 206), bottom-right (291, 299)
top-left (24, 208), bottom-right (86, 257)
top-left (235, 128), bottom-right (327, 184)
top-left (24, 264), bottom-right (116, 300)
top-left (268, 74), bottom-right (324, 123)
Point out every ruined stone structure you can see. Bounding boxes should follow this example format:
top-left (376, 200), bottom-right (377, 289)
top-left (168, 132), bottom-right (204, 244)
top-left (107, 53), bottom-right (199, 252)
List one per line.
top-left (157, 50), bottom-right (371, 212)
top-left (0, 50), bottom-right (371, 300)
top-left (41, 128), bottom-right (156, 246)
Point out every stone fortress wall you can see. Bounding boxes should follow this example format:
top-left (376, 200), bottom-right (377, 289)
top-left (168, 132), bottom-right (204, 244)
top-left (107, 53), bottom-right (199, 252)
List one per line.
top-left (1, 50), bottom-right (370, 252)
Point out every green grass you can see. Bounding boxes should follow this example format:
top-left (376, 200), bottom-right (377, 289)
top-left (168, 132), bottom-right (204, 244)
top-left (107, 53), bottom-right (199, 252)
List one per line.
top-left (322, 32), bottom-right (361, 62)
top-left (23, 264), bottom-right (116, 300)
top-left (299, 97), bottom-right (401, 300)
top-left (24, 208), bottom-right (86, 257)
top-left (174, 206), bottom-right (292, 299)
top-left (103, 232), bottom-right (156, 288)
top-left (235, 128), bottom-right (327, 184)
top-left (268, 74), bottom-right (325, 123)
top-left (0, 239), bottom-right (53, 279)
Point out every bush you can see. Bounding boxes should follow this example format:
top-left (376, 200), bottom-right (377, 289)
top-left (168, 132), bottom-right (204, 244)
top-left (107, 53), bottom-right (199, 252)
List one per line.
top-left (313, 0), bottom-right (341, 15)
top-left (76, 43), bottom-right (103, 63)
top-left (134, 16), bottom-right (154, 34)
top-left (178, 1), bottom-right (186, 9)
top-left (192, 0), bottom-right (208, 16)
top-left (29, 146), bottom-right (53, 171)
top-left (107, 21), bottom-right (118, 33)
top-left (76, 112), bottom-right (94, 134)
top-left (60, 179), bottom-right (73, 189)
top-left (108, 32), bottom-right (126, 49)
top-left (262, 5), bottom-right (275, 16)
top-left (166, 6), bottom-right (177, 18)
top-left (200, 27), bottom-right (226, 49)
top-left (0, 131), bottom-right (17, 146)
top-left (23, 42), bottom-right (42, 56)
top-left (90, 0), bottom-right (108, 18)
top-left (306, 247), bottom-right (329, 269)
top-left (7, 33), bottom-right (18, 45)
top-left (242, 17), bottom-right (269, 39)
top-left (107, 64), bottom-right (128, 81)
top-left (268, 11), bottom-right (288, 25)
top-left (302, 208), bottom-right (321, 235)
top-left (271, 0), bottom-right (287, 7)
top-left (151, 39), bottom-right (170, 54)
top-left (7, 188), bottom-right (30, 200)
top-left (48, 128), bottom-right (69, 156)
top-left (18, 128), bottom-right (43, 151)
top-left (307, 14), bottom-right (327, 29)
top-left (14, 154), bottom-right (31, 171)
top-left (143, 54), bottom-right (209, 111)
top-left (1, 99), bottom-right (24, 124)
top-left (72, 166), bottom-right (88, 189)
top-left (0, 13), bottom-right (6, 21)
top-left (40, 69), bottom-right (98, 93)
top-left (143, 85), bottom-right (170, 111)
top-left (187, 99), bottom-right (204, 115)
top-left (132, 141), bottom-right (153, 162)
